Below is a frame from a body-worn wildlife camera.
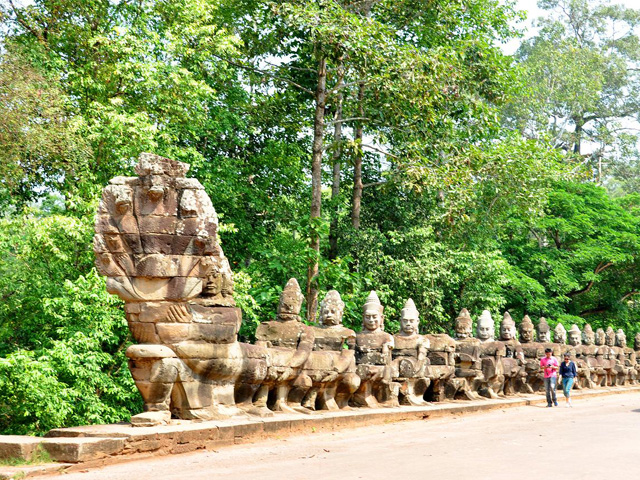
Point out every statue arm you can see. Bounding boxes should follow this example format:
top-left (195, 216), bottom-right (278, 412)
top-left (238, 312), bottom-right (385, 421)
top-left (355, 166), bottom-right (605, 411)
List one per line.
top-left (290, 324), bottom-right (314, 368)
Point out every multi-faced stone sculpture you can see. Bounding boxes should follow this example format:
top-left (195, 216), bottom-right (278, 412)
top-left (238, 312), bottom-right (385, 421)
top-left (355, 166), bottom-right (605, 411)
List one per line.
top-left (352, 291), bottom-right (395, 408)
top-left (391, 299), bottom-right (430, 406)
top-left (95, 153), bottom-right (245, 426)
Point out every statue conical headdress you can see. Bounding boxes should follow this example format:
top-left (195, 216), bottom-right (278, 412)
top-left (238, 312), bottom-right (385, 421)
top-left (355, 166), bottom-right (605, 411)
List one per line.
top-left (363, 290), bottom-right (383, 315)
top-left (401, 298), bottom-right (419, 319)
top-left (520, 315), bottom-right (534, 329)
top-left (537, 317), bottom-right (550, 342)
top-left (569, 324), bottom-right (581, 334)
top-left (582, 324), bottom-right (594, 345)
top-left (277, 278), bottom-right (304, 320)
top-left (634, 332), bottom-right (640, 351)
top-left (501, 312), bottom-right (515, 328)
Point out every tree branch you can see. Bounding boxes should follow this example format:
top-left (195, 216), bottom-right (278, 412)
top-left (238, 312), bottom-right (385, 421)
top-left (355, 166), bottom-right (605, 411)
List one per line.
top-left (620, 291), bottom-right (640, 303)
top-left (209, 52), bottom-right (314, 95)
top-left (567, 262), bottom-right (614, 297)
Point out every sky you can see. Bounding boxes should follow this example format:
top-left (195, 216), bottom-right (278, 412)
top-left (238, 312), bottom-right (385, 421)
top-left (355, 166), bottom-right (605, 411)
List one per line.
top-left (505, 0), bottom-right (640, 55)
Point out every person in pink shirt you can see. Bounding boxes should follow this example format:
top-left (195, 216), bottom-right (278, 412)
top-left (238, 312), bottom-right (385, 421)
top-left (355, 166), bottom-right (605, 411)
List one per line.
top-left (540, 348), bottom-right (559, 407)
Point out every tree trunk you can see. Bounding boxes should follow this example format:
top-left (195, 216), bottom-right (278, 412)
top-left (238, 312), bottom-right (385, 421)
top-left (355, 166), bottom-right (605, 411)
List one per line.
top-left (306, 55), bottom-right (327, 323)
top-left (351, 82), bottom-right (365, 229)
top-left (328, 63), bottom-right (344, 261)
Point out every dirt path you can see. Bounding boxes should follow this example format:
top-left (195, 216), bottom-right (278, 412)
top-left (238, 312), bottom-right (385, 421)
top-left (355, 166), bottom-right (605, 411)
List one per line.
top-left (41, 392), bottom-right (640, 480)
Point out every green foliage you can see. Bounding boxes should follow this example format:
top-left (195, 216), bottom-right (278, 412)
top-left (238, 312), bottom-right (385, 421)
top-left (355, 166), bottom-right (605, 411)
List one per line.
top-left (0, 210), bottom-right (139, 435)
top-left (1, 0), bottom-right (639, 437)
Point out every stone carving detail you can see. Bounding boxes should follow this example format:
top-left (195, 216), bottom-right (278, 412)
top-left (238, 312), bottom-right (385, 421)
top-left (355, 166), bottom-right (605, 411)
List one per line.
top-left (95, 153), bottom-right (243, 426)
top-left (391, 299), bottom-right (430, 406)
top-left (474, 310), bottom-right (505, 398)
top-left (95, 154), bottom-right (640, 425)
top-left (450, 308), bottom-right (484, 400)
top-left (295, 290), bottom-right (360, 411)
top-left (352, 291), bottom-right (395, 407)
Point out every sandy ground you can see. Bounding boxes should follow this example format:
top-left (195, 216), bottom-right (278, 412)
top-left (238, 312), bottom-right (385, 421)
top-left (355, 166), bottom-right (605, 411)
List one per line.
top-left (41, 392), bottom-right (640, 480)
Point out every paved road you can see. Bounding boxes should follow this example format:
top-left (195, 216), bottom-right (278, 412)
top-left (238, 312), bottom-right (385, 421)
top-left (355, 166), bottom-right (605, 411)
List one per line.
top-left (43, 392), bottom-right (640, 480)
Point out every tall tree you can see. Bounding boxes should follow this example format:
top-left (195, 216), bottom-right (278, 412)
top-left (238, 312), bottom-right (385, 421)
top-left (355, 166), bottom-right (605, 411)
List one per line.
top-left (504, 0), bottom-right (640, 187)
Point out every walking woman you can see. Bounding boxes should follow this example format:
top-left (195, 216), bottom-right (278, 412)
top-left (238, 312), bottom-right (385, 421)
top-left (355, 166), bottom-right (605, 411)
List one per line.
top-left (559, 353), bottom-right (578, 407)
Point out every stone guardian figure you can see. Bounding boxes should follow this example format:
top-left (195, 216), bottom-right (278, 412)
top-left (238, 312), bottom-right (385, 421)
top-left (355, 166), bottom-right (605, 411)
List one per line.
top-left (391, 299), bottom-right (430, 406)
top-left (352, 291), bottom-right (395, 408)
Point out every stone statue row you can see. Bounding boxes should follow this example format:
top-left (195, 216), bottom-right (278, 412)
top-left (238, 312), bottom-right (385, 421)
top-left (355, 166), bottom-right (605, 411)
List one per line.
top-left (94, 154), bottom-right (638, 427)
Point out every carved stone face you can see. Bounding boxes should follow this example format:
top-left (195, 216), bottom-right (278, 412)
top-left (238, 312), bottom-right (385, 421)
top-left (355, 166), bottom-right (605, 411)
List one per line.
top-left (400, 311), bottom-right (419, 335)
top-left (582, 326), bottom-right (595, 346)
top-left (476, 311), bottom-right (494, 342)
top-left (363, 308), bottom-right (382, 332)
top-left (568, 331), bottom-right (581, 347)
top-left (500, 323), bottom-right (515, 341)
top-left (635, 333), bottom-right (640, 351)
top-left (319, 300), bottom-right (344, 327)
top-left (519, 324), bottom-right (534, 343)
top-left (455, 318), bottom-right (472, 340)
top-left (605, 328), bottom-right (615, 347)
top-left (554, 325), bottom-right (566, 344)
top-left (595, 329), bottom-right (605, 346)
top-left (616, 329), bottom-right (627, 348)
top-left (537, 319), bottom-right (551, 343)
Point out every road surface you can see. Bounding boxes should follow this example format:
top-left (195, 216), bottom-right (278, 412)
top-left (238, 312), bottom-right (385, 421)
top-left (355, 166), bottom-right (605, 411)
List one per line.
top-left (41, 392), bottom-right (640, 480)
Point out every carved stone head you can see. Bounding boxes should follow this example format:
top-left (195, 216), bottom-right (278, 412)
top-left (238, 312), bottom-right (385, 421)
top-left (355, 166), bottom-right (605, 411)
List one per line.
top-left (277, 278), bottom-right (304, 322)
top-left (568, 324), bottom-right (581, 347)
top-left (635, 332), bottom-right (640, 351)
top-left (554, 323), bottom-right (567, 344)
top-left (537, 318), bottom-right (551, 343)
top-left (615, 329), bottom-right (627, 348)
top-left (499, 312), bottom-right (516, 341)
top-left (454, 308), bottom-right (473, 340)
top-left (519, 315), bottom-right (534, 343)
top-left (605, 326), bottom-right (615, 347)
top-left (595, 328), bottom-right (606, 346)
top-left (362, 291), bottom-right (384, 332)
top-left (582, 324), bottom-right (595, 346)
top-left (400, 298), bottom-right (420, 336)
top-left (318, 290), bottom-right (345, 327)
top-left (476, 310), bottom-right (495, 342)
